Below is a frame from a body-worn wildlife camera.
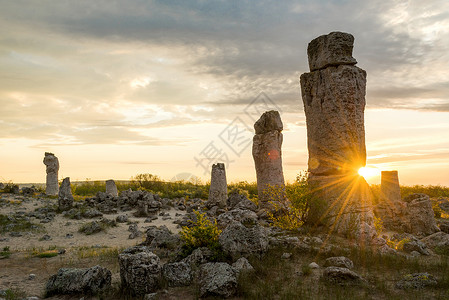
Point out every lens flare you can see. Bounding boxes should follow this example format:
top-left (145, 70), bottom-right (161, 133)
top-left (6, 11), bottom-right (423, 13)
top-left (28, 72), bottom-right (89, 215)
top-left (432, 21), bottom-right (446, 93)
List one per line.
top-left (358, 166), bottom-right (380, 179)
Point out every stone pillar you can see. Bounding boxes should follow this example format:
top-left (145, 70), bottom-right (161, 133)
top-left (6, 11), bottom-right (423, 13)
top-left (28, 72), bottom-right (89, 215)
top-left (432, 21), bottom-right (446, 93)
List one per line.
top-left (375, 171), bottom-right (408, 231)
top-left (58, 177), bottom-right (74, 211)
top-left (207, 163), bottom-right (227, 209)
top-left (106, 179), bottom-right (118, 197)
top-left (43, 152), bottom-right (59, 196)
top-left (252, 110), bottom-right (285, 209)
top-left (300, 32), bottom-right (375, 237)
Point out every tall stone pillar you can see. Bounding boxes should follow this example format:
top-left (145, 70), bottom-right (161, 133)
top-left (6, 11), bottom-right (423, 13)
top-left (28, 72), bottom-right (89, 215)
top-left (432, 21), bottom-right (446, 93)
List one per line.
top-left (58, 177), bottom-right (74, 211)
top-left (106, 179), bottom-right (119, 197)
top-left (207, 163), bottom-right (227, 209)
top-left (300, 32), bottom-right (375, 237)
top-left (252, 110), bottom-right (285, 210)
top-left (43, 152), bottom-right (59, 196)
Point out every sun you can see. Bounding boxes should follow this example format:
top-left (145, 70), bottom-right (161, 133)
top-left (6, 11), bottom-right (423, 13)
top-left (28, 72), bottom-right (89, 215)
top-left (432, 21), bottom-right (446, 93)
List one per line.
top-left (358, 166), bottom-right (380, 179)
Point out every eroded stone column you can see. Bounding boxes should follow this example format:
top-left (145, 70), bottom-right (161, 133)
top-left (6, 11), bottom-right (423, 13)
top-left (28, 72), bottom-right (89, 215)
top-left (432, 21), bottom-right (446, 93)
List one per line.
top-left (252, 110), bottom-right (285, 210)
top-left (106, 179), bottom-right (118, 197)
top-left (300, 32), bottom-right (374, 237)
top-left (58, 177), bottom-right (74, 211)
top-left (375, 171), bottom-right (408, 231)
top-left (207, 163), bottom-right (228, 209)
top-left (43, 152), bottom-right (59, 196)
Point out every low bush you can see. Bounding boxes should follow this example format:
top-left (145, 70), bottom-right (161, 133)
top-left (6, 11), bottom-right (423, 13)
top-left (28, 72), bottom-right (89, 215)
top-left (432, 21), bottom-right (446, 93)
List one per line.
top-left (180, 210), bottom-right (222, 257)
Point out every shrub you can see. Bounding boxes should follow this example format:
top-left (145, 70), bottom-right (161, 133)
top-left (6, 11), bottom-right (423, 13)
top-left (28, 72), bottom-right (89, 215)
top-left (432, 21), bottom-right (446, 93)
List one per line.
top-left (180, 210), bottom-right (222, 256)
top-left (264, 173), bottom-right (311, 230)
top-left (374, 216), bottom-right (384, 235)
top-left (0, 246), bottom-right (11, 258)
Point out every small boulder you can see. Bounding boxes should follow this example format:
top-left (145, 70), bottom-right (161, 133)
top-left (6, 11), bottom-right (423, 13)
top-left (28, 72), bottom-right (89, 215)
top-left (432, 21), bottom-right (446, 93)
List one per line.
top-left (219, 221), bottom-right (268, 259)
top-left (324, 256), bottom-right (354, 269)
top-left (323, 267), bottom-right (364, 286)
top-left (118, 246), bottom-right (161, 296)
top-left (161, 262), bottom-right (192, 287)
top-left (395, 273), bottom-right (438, 289)
top-left (45, 265), bottom-right (111, 296)
top-left (232, 257), bottom-right (254, 274)
top-left (199, 262), bottom-right (237, 298)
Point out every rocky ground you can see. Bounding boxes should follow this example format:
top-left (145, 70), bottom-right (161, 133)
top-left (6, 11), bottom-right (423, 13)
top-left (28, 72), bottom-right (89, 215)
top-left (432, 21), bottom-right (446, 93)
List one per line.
top-left (0, 192), bottom-right (187, 299)
top-left (1, 190), bottom-right (449, 299)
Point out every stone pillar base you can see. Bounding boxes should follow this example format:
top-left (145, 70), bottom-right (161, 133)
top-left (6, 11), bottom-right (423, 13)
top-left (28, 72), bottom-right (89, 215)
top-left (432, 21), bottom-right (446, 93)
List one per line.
top-left (308, 174), bottom-right (375, 239)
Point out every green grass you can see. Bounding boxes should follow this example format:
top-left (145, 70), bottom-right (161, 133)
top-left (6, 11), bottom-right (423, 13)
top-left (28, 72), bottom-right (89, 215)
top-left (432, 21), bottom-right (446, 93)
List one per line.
top-left (1, 288), bottom-right (27, 300)
top-left (0, 214), bottom-right (43, 233)
top-left (236, 244), bottom-right (449, 299)
top-left (0, 246), bottom-right (11, 258)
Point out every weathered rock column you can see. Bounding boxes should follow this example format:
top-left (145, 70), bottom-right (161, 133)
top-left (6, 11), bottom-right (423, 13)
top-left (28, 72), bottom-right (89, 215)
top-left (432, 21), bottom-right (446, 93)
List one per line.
top-left (43, 152), bottom-right (59, 196)
top-left (105, 179), bottom-right (118, 197)
top-left (375, 171), bottom-right (408, 231)
top-left (58, 177), bottom-right (74, 211)
top-left (300, 32), bottom-right (375, 237)
top-left (207, 163), bottom-right (227, 209)
top-left (252, 110), bottom-right (285, 209)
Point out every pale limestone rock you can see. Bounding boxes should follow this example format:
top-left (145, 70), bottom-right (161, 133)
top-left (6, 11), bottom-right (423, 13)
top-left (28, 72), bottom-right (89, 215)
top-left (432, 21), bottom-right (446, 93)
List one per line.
top-left (207, 163), bottom-right (227, 209)
top-left (375, 171), bottom-right (409, 231)
top-left (307, 31), bottom-right (357, 72)
top-left (43, 152), bottom-right (59, 196)
top-left (301, 65), bottom-right (367, 175)
top-left (252, 110), bottom-right (285, 209)
top-left (307, 174), bottom-right (375, 238)
top-left (404, 193), bottom-right (440, 236)
top-left (105, 179), bottom-right (118, 197)
top-left (58, 177), bottom-right (73, 211)
top-left (300, 32), bottom-right (374, 237)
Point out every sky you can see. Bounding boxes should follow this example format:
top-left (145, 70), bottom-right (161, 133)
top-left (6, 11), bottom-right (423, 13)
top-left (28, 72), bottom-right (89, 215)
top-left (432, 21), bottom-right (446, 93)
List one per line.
top-left (0, 0), bottom-right (449, 186)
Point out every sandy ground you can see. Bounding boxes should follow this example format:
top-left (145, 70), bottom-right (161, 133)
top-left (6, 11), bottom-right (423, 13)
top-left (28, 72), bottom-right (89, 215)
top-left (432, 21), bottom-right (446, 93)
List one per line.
top-left (0, 193), bottom-right (187, 299)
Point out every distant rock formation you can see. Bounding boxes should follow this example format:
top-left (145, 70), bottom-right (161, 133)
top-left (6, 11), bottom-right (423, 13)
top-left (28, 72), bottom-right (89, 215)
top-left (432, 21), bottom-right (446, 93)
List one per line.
top-left (300, 32), bottom-right (375, 238)
top-left (207, 163), bottom-right (227, 209)
top-left (375, 171), bottom-right (409, 231)
top-left (43, 152), bottom-right (59, 196)
top-left (58, 177), bottom-right (74, 211)
top-left (105, 179), bottom-right (118, 197)
top-left (252, 110), bottom-right (285, 210)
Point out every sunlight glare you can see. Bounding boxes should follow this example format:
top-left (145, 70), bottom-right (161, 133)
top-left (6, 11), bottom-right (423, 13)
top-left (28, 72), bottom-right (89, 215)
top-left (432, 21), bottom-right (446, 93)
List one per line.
top-left (358, 166), bottom-right (380, 179)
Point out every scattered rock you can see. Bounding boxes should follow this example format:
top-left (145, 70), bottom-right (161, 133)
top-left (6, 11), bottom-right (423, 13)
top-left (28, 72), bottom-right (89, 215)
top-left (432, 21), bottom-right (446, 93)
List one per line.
top-left (402, 240), bottom-right (430, 256)
top-left (395, 273), bottom-right (438, 289)
top-left (199, 262), bottom-right (237, 298)
top-left (181, 247), bottom-right (214, 267)
top-left (143, 226), bottom-right (180, 250)
top-left (82, 209), bottom-right (103, 219)
top-left (40, 234), bottom-right (52, 241)
top-left (116, 215), bottom-right (129, 223)
top-left (309, 262), bottom-right (319, 269)
top-left (323, 267), bottom-right (364, 286)
top-left (45, 265), bottom-right (111, 296)
top-left (324, 256), bottom-right (354, 269)
top-left (232, 257), bottom-right (254, 274)
top-left (281, 253), bottom-right (292, 259)
top-left (118, 246), bottom-right (161, 296)
top-left (217, 209), bottom-right (258, 228)
top-left (219, 221), bottom-right (268, 259)
top-left (404, 194), bottom-right (440, 236)
top-left (161, 262), bottom-right (192, 287)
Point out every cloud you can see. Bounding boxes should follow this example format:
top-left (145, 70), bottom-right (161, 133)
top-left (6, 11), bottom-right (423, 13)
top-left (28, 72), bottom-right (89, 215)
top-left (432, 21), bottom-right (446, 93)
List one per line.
top-left (0, 0), bottom-right (448, 147)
